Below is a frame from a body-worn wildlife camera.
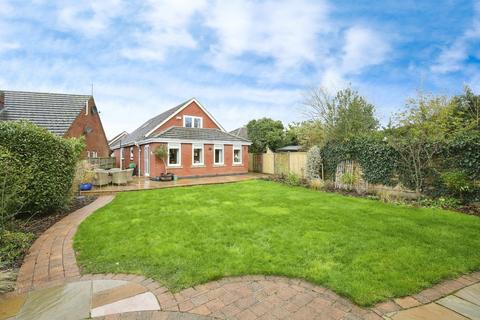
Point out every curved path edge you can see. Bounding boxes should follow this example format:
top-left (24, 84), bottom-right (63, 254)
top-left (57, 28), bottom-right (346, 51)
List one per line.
top-left (14, 195), bottom-right (480, 320)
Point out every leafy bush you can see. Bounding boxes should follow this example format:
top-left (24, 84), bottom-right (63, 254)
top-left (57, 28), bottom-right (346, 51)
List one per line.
top-left (0, 146), bottom-right (28, 230)
top-left (0, 230), bottom-right (34, 269)
top-left (306, 146), bottom-right (322, 179)
top-left (285, 173), bottom-right (302, 186)
top-left (441, 170), bottom-right (472, 196)
top-left (418, 197), bottom-right (461, 210)
top-left (0, 121), bottom-right (84, 215)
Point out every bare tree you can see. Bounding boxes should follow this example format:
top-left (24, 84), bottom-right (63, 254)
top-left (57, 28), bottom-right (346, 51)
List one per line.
top-left (302, 87), bottom-right (336, 136)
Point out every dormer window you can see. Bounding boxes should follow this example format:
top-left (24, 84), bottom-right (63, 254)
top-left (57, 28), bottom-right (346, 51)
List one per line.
top-left (184, 115), bottom-right (202, 128)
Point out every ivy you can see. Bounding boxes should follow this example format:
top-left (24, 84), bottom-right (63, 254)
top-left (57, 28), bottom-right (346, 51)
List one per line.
top-left (320, 135), bottom-right (399, 186)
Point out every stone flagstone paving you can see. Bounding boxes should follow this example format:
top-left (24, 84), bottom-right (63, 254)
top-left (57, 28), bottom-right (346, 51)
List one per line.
top-left (1, 195), bottom-right (480, 319)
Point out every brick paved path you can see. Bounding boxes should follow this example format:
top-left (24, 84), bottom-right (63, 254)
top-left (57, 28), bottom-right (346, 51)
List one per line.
top-left (10, 196), bottom-right (480, 320)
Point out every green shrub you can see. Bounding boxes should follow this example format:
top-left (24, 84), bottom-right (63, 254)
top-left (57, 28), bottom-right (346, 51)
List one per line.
top-left (0, 121), bottom-right (84, 215)
top-left (285, 173), bottom-right (302, 186)
top-left (441, 170), bottom-right (472, 196)
top-left (0, 146), bottom-right (28, 230)
top-left (418, 197), bottom-right (461, 210)
top-left (0, 230), bottom-right (35, 269)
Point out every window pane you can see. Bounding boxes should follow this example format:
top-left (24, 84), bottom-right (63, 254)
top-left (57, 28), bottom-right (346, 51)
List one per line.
top-left (215, 149), bottom-right (223, 163)
top-left (194, 118), bottom-right (201, 128)
top-left (169, 148), bottom-right (179, 164)
top-left (193, 148), bottom-right (202, 163)
top-left (234, 149), bottom-right (241, 163)
top-left (185, 117), bottom-right (192, 127)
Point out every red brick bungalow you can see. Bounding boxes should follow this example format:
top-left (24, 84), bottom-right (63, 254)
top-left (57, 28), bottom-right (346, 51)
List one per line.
top-left (0, 90), bottom-right (110, 158)
top-left (111, 98), bottom-right (251, 178)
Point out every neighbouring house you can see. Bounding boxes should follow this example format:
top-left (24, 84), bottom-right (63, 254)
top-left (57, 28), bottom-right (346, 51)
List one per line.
top-left (108, 131), bottom-right (128, 148)
top-left (229, 126), bottom-right (248, 140)
top-left (0, 90), bottom-right (110, 158)
top-left (111, 98), bottom-right (251, 178)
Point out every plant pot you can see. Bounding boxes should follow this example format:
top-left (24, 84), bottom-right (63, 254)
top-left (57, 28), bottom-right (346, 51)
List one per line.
top-left (80, 183), bottom-right (93, 191)
top-left (160, 173), bottom-right (174, 181)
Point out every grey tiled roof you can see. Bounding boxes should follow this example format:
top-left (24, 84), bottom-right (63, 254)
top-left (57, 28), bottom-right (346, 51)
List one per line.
top-left (120, 100), bottom-right (189, 145)
top-left (276, 145), bottom-right (303, 152)
top-left (0, 90), bottom-right (90, 136)
top-left (229, 127), bottom-right (248, 139)
top-left (155, 127), bottom-right (250, 143)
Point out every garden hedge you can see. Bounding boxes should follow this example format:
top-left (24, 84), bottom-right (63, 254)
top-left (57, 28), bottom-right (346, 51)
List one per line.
top-left (0, 121), bottom-right (84, 215)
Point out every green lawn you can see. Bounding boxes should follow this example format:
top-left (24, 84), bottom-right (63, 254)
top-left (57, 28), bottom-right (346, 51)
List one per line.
top-left (74, 180), bottom-right (480, 306)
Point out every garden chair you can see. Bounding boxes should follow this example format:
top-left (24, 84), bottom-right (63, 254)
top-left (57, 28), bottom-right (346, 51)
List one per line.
top-left (111, 170), bottom-right (128, 185)
top-left (93, 169), bottom-right (111, 186)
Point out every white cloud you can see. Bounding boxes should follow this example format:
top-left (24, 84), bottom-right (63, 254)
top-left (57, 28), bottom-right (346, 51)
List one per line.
top-left (431, 2), bottom-right (480, 73)
top-left (122, 0), bottom-right (207, 61)
top-left (205, 0), bottom-right (331, 73)
top-left (0, 0), bottom-right (19, 52)
top-left (320, 26), bottom-right (390, 89)
top-left (56, 0), bottom-right (124, 36)
top-left (341, 26), bottom-right (391, 74)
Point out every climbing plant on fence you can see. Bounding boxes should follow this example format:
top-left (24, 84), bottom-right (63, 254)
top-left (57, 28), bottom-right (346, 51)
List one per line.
top-left (320, 135), bottom-right (399, 186)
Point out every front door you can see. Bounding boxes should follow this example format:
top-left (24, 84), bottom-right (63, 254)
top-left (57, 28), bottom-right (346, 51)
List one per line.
top-left (144, 145), bottom-right (150, 177)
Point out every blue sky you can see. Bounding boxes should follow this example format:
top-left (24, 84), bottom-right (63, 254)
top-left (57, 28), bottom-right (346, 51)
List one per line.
top-left (0, 0), bottom-right (479, 138)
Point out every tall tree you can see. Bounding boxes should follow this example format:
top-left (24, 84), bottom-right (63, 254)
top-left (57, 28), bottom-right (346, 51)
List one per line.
top-left (385, 93), bottom-right (454, 192)
top-left (303, 87), bottom-right (379, 141)
top-left (333, 88), bottom-right (379, 139)
top-left (452, 86), bottom-right (480, 130)
top-left (286, 121), bottom-right (325, 148)
top-left (246, 118), bottom-right (285, 153)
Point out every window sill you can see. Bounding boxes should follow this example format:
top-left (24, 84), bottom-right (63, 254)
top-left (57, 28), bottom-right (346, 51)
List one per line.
top-left (167, 165), bottom-right (182, 169)
top-left (233, 163), bottom-right (243, 166)
top-left (213, 164), bottom-right (225, 167)
top-left (191, 164), bottom-right (206, 168)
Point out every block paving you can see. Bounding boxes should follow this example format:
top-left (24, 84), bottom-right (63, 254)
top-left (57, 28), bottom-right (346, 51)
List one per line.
top-left (1, 195), bottom-right (479, 319)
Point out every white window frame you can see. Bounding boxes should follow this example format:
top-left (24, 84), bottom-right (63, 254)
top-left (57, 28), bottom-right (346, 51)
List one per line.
top-left (130, 147), bottom-right (134, 160)
top-left (183, 115), bottom-right (203, 128)
top-left (168, 143), bottom-right (181, 167)
top-left (233, 145), bottom-right (242, 165)
top-left (214, 144), bottom-right (224, 165)
top-left (120, 148), bottom-right (124, 160)
top-left (192, 143), bottom-right (204, 166)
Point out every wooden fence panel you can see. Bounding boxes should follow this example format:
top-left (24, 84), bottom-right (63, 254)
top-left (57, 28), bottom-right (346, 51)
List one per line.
top-left (274, 153), bottom-right (289, 175)
top-left (289, 152), bottom-right (307, 177)
top-left (248, 151), bottom-right (307, 176)
top-left (262, 151), bottom-right (275, 174)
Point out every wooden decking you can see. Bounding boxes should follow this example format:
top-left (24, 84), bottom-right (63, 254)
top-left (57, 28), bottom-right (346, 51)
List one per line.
top-left (79, 173), bottom-right (267, 195)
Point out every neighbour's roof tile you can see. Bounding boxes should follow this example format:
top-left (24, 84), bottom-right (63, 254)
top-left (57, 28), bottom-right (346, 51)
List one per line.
top-left (229, 126), bottom-right (248, 140)
top-left (0, 90), bottom-right (91, 136)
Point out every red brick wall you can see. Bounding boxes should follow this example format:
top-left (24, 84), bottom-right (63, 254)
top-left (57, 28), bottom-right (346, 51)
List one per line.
top-left (113, 142), bottom-right (248, 177)
top-left (64, 98), bottom-right (110, 158)
top-left (151, 101), bottom-right (220, 135)
top-left (144, 142), bottom-right (248, 177)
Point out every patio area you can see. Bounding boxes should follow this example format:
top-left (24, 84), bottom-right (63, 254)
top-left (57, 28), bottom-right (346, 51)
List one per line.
top-left (80, 173), bottom-right (266, 195)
